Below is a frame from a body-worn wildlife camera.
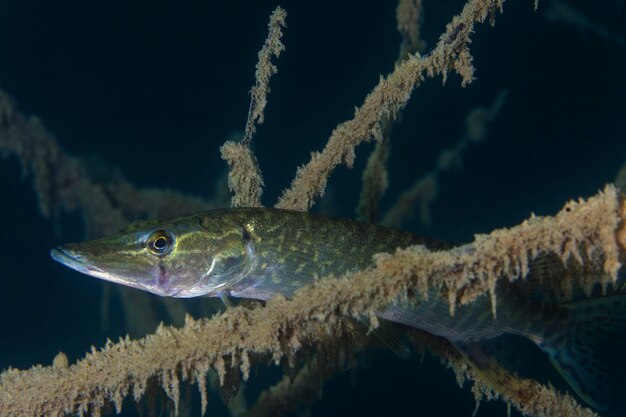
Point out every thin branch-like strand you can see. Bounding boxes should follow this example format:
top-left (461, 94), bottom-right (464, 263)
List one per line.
top-left (356, 139), bottom-right (390, 223)
top-left (546, 1), bottom-right (626, 49)
top-left (408, 329), bottom-right (599, 417)
top-left (396, 0), bottom-right (426, 58)
top-left (0, 186), bottom-right (621, 417)
top-left (0, 91), bottom-right (217, 236)
top-left (356, 0), bottom-right (425, 224)
top-left (221, 7), bottom-right (286, 207)
top-left (221, 141), bottom-right (265, 207)
top-left (275, 0), bottom-right (504, 211)
top-left (382, 90), bottom-right (507, 228)
top-left (243, 6), bottom-right (287, 145)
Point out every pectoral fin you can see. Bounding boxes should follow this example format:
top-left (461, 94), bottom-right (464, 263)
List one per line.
top-left (354, 318), bottom-right (412, 360)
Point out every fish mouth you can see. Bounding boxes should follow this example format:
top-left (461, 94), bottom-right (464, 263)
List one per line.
top-left (50, 246), bottom-right (104, 275)
top-left (50, 245), bottom-right (165, 295)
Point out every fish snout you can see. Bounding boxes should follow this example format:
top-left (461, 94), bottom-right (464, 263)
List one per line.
top-left (51, 245), bottom-right (82, 262)
top-left (50, 245), bottom-right (94, 272)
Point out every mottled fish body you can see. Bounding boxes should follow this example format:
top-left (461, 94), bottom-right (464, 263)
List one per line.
top-left (51, 208), bottom-right (625, 410)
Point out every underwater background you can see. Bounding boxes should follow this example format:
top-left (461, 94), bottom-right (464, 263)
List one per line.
top-left (0, 0), bottom-right (625, 416)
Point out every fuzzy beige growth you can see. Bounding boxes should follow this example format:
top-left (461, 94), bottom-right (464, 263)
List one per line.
top-left (275, 0), bottom-right (505, 212)
top-left (0, 187), bottom-right (621, 417)
top-left (407, 329), bottom-right (599, 417)
top-left (470, 360), bottom-right (599, 417)
top-left (356, 0), bottom-right (424, 224)
top-left (221, 7), bottom-right (286, 208)
top-left (396, 0), bottom-right (426, 57)
top-left (1, 1), bottom-right (620, 416)
top-left (243, 6), bottom-right (287, 146)
top-left (376, 185), bottom-right (623, 317)
top-left (220, 141), bottom-right (264, 208)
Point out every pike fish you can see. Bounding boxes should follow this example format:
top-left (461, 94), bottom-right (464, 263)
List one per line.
top-left (51, 208), bottom-right (624, 410)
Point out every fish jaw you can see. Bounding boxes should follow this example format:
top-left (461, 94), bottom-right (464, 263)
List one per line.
top-left (50, 241), bottom-right (174, 295)
top-left (51, 245), bottom-right (104, 278)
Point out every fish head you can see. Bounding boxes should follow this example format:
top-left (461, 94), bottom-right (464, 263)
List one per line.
top-left (50, 213), bottom-right (253, 298)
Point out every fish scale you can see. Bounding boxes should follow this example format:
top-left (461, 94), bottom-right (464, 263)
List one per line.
top-left (50, 207), bottom-right (624, 410)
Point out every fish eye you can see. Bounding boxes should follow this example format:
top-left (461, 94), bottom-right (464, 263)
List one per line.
top-left (147, 230), bottom-right (174, 256)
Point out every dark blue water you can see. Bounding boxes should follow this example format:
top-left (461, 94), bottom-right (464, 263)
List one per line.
top-left (0, 0), bottom-right (625, 416)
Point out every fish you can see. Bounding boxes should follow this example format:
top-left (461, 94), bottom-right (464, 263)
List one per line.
top-left (50, 207), bottom-right (625, 410)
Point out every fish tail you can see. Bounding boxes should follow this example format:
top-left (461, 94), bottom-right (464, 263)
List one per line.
top-left (538, 294), bottom-right (626, 411)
